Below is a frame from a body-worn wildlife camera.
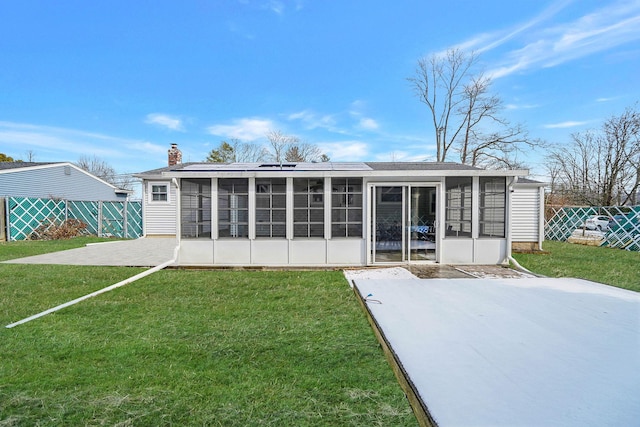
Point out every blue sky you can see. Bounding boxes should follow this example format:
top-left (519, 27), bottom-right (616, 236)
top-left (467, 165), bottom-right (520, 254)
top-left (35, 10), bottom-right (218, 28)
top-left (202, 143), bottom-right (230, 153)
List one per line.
top-left (1, 0), bottom-right (639, 185)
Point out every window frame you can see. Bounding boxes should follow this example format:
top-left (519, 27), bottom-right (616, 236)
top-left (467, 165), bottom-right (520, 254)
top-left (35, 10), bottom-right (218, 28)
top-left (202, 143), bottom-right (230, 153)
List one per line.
top-left (180, 178), bottom-right (212, 239)
top-left (331, 178), bottom-right (363, 238)
top-left (478, 177), bottom-right (506, 238)
top-left (255, 178), bottom-right (287, 238)
top-left (445, 177), bottom-right (473, 238)
top-left (148, 181), bottom-right (170, 203)
top-left (293, 178), bottom-right (325, 238)
top-left (217, 178), bottom-right (249, 239)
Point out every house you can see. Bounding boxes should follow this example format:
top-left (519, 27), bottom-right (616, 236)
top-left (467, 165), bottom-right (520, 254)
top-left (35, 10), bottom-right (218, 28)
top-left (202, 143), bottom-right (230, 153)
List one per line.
top-left (0, 162), bottom-right (132, 201)
top-left (135, 145), bottom-right (545, 267)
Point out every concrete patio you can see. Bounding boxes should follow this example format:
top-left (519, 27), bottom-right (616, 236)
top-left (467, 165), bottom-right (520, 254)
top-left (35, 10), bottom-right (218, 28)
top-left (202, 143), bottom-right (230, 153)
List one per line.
top-left (3, 238), bottom-right (178, 267)
top-left (353, 276), bottom-right (640, 426)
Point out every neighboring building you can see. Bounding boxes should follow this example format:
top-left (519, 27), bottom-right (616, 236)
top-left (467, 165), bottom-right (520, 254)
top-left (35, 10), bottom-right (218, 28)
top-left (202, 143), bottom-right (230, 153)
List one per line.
top-left (0, 162), bottom-right (132, 201)
top-left (135, 146), bottom-right (545, 267)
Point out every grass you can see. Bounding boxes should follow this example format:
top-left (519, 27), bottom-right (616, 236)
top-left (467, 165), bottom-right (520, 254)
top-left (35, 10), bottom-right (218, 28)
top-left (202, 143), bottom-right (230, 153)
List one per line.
top-left (0, 240), bottom-right (417, 426)
top-left (512, 240), bottom-right (640, 292)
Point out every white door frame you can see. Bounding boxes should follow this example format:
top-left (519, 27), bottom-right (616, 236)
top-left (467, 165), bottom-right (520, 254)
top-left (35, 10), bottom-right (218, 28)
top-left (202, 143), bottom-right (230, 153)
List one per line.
top-left (366, 182), bottom-right (441, 265)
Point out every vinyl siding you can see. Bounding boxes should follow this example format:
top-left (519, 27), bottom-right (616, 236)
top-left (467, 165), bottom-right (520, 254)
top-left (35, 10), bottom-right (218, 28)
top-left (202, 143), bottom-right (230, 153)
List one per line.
top-left (511, 187), bottom-right (540, 241)
top-left (0, 164), bottom-right (126, 201)
top-left (143, 182), bottom-right (177, 235)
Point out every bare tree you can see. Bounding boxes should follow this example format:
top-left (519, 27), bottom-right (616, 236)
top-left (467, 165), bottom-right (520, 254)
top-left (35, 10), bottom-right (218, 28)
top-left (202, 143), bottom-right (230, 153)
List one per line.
top-left (266, 130), bottom-right (298, 163)
top-left (235, 140), bottom-right (268, 162)
top-left (546, 105), bottom-right (640, 206)
top-left (206, 132), bottom-right (328, 164)
top-left (408, 48), bottom-right (539, 167)
top-left (285, 142), bottom-right (324, 162)
top-left (267, 130), bottom-right (327, 162)
top-left (77, 155), bottom-right (119, 187)
top-left (25, 150), bottom-right (36, 162)
top-left (206, 139), bottom-right (268, 163)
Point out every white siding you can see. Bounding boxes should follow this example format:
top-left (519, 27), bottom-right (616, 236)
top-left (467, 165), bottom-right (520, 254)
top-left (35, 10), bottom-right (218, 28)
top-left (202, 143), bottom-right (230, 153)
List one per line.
top-left (511, 187), bottom-right (540, 241)
top-left (144, 182), bottom-right (177, 236)
top-left (0, 164), bottom-right (126, 201)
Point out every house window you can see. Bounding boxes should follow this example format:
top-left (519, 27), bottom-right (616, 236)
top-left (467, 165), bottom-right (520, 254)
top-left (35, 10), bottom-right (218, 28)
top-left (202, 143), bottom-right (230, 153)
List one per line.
top-left (150, 183), bottom-right (169, 202)
top-left (255, 178), bottom-right (286, 238)
top-left (445, 177), bottom-right (472, 237)
top-left (181, 179), bottom-right (211, 238)
top-left (479, 177), bottom-right (506, 238)
top-left (218, 178), bottom-right (249, 238)
top-left (331, 178), bottom-right (363, 238)
top-left (293, 178), bottom-right (324, 238)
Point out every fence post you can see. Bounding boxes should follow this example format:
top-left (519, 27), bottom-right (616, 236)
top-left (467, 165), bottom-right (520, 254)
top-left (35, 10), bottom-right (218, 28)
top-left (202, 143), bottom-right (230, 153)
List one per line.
top-left (123, 201), bottom-right (129, 238)
top-left (98, 201), bottom-right (103, 237)
top-left (0, 198), bottom-right (6, 242)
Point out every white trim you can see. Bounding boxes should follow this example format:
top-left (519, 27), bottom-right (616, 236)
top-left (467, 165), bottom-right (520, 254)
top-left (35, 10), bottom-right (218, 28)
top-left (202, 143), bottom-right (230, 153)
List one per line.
top-left (147, 181), bottom-right (171, 204)
top-left (367, 181), bottom-right (441, 266)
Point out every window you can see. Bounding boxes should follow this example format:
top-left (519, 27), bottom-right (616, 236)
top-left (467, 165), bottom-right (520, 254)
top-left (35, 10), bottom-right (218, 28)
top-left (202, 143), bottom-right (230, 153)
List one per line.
top-left (181, 179), bottom-right (211, 238)
top-left (378, 186), bottom-right (402, 203)
top-left (331, 178), bottom-right (363, 238)
top-left (255, 178), bottom-right (286, 238)
top-left (218, 178), bottom-right (249, 238)
top-left (293, 178), bottom-right (324, 237)
top-left (445, 177), bottom-right (472, 237)
top-left (150, 183), bottom-right (169, 202)
top-left (479, 177), bottom-right (506, 238)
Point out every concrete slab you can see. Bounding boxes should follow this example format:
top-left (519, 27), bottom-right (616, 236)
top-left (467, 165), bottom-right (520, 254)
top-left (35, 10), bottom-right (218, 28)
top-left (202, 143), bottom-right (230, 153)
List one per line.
top-left (3, 238), bottom-right (178, 267)
top-left (354, 277), bottom-right (640, 427)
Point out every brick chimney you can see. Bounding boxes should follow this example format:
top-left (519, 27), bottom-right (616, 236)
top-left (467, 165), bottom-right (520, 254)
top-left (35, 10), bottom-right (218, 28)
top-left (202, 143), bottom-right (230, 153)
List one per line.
top-left (168, 143), bottom-right (182, 166)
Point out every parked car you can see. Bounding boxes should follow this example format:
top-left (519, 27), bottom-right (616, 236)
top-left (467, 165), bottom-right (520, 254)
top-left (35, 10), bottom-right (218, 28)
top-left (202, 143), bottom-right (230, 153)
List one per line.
top-left (608, 213), bottom-right (640, 233)
top-left (583, 215), bottom-right (611, 231)
top-left (608, 214), bottom-right (626, 230)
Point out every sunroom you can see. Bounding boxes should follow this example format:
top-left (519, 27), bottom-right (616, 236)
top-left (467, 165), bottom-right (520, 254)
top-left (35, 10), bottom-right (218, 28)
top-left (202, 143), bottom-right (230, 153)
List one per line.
top-left (137, 162), bottom-right (531, 267)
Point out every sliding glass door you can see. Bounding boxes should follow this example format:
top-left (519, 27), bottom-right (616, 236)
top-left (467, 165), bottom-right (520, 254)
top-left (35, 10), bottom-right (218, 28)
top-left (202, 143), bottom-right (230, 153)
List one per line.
top-left (371, 185), bottom-right (436, 263)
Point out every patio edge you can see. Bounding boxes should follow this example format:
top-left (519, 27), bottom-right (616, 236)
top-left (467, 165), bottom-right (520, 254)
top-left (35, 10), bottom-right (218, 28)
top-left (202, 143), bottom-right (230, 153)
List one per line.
top-left (352, 281), bottom-right (438, 427)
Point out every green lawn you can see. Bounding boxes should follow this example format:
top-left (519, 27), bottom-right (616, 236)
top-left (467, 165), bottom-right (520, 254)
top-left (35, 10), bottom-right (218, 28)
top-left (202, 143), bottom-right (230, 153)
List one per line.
top-left (512, 240), bottom-right (640, 292)
top-left (0, 240), bottom-right (416, 426)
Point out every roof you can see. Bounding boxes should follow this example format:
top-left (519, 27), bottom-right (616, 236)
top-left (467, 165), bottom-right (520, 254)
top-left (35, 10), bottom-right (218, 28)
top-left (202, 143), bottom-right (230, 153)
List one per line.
top-left (0, 161), bottom-right (60, 170)
top-left (365, 162), bottom-right (482, 171)
top-left (515, 177), bottom-right (547, 186)
top-left (0, 161), bottom-right (133, 194)
top-left (136, 161), bottom-right (500, 177)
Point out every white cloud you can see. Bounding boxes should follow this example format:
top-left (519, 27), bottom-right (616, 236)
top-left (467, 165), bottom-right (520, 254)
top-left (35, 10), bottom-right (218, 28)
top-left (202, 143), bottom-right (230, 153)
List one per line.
top-left (145, 113), bottom-right (185, 131)
top-left (596, 96), bottom-right (619, 102)
top-left (505, 103), bottom-right (539, 110)
top-left (0, 121), bottom-right (167, 171)
top-left (358, 117), bottom-right (380, 131)
top-left (349, 100), bottom-right (381, 132)
top-left (268, 0), bottom-right (284, 14)
top-left (207, 117), bottom-right (276, 141)
top-left (543, 120), bottom-right (589, 129)
top-left (454, 0), bottom-right (573, 55)
top-left (287, 110), bottom-right (337, 131)
top-left (317, 141), bottom-right (369, 161)
top-left (453, 0), bottom-right (640, 79)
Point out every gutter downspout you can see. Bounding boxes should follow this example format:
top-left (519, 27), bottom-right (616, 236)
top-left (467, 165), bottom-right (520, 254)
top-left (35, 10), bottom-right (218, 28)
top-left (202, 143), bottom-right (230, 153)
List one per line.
top-left (504, 176), bottom-right (518, 265)
top-left (172, 178), bottom-right (181, 242)
top-left (507, 253), bottom-right (542, 277)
